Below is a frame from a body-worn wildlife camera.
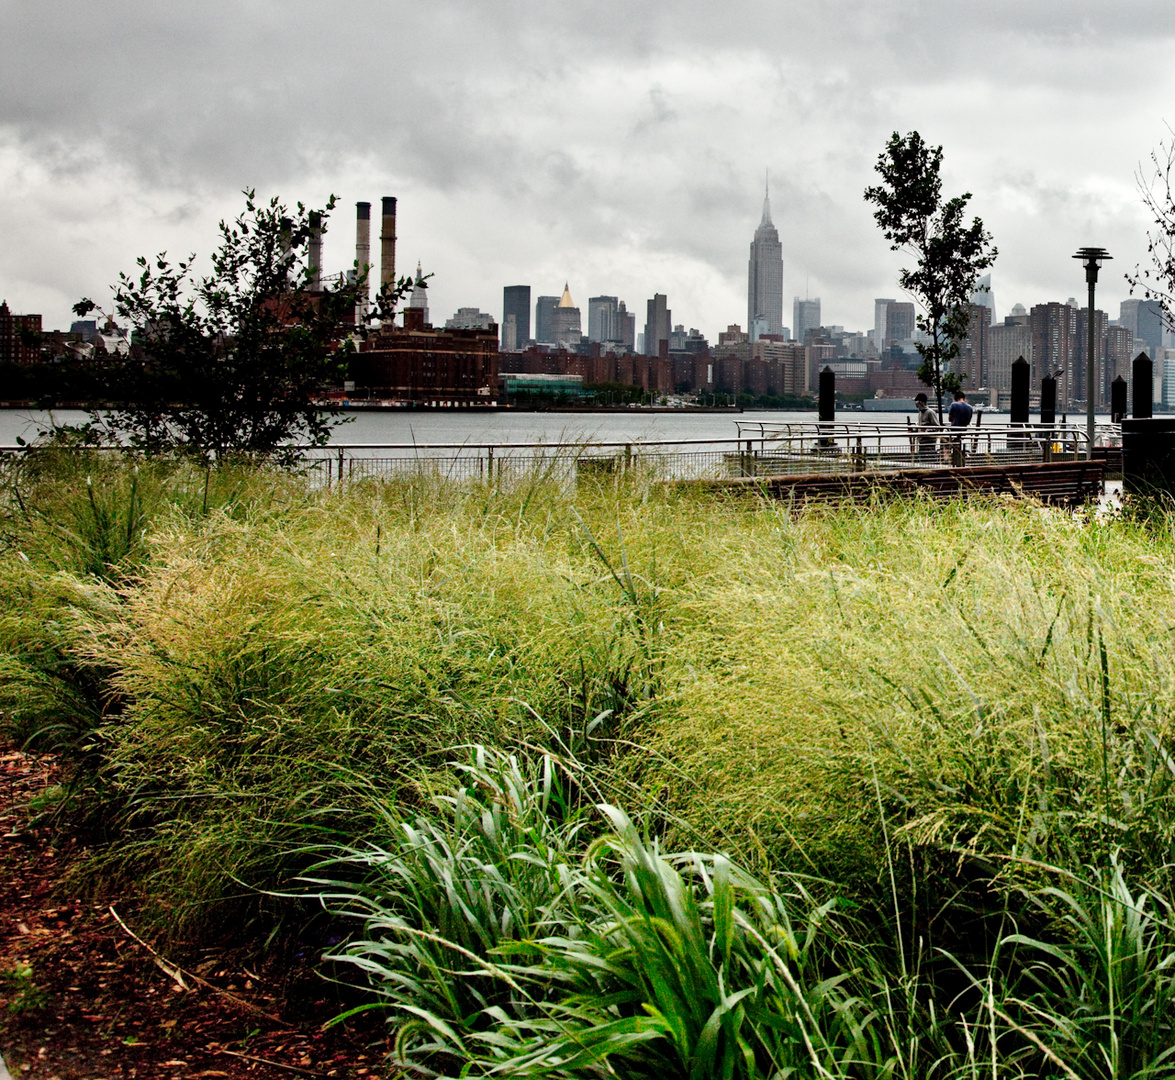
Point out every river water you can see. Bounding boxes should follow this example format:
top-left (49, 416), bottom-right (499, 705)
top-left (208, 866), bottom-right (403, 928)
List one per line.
top-left (0, 408), bottom-right (817, 449)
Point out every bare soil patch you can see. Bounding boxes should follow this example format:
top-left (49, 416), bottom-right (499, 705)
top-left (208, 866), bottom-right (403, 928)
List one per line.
top-left (0, 746), bottom-right (396, 1079)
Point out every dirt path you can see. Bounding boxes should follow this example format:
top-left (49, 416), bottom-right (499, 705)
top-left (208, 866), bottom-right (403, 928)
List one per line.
top-left (0, 747), bottom-right (395, 1079)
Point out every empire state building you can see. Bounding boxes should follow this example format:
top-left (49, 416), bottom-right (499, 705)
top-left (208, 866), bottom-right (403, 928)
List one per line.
top-left (747, 182), bottom-right (784, 338)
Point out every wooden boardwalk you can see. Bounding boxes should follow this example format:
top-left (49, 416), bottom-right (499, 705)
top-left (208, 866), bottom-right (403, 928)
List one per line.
top-left (694, 459), bottom-right (1106, 508)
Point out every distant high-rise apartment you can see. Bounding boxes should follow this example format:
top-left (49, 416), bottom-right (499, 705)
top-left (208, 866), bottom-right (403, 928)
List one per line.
top-left (793, 297), bottom-right (821, 346)
top-left (1030, 302), bottom-right (1079, 406)
top-left (873, 299), bottom-right (896, 350)
top-left (1073, 307), bottom-right (1109, 405)
top-left (551, 283), bottom-right (582, 349)
top-left (970, 274), bottom-right (996, 325)
top-left (588, 296), bottom-right (619, 343)
top-left (884, 301), bottom-right (916, 345)
top-left (987, 318), bottom-right (1032, 394)
top-left (747, 182), bottom-right (784, 338)
top-left (502, 285), bottom-right (530, 350)
top-left (1137, 299), bottom-right (1164, 357)
top-left (535, 295), bottom-right (559, 344)
top-left (957, 304), bottom-right (990, 388)
top-left (1106, 325), bottom-right (1134, 407)
top-left (616, 301), bottom-right (636, 352)
top-left (645, 293), bottom-right (671, 357)
top-left (1119, 299), bottom-right (1141, 343)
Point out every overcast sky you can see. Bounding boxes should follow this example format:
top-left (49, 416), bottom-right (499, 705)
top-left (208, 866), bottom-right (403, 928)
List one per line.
top-left (3, 0), bottom-right (1175, 342)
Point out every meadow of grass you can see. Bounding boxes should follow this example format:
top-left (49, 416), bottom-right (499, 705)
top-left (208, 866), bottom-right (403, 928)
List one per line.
top-left (4, 449), bottom-right (1175, 1076)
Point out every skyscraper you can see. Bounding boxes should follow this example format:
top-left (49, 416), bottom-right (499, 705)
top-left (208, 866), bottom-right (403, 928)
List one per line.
top-left (873, 299), bottom-right (896, 350)
top-left (793, 297), bottom-right (821, 345)
top-left (616, 301), bottom-right (636, 351)
top-left (970, 274), bottom-right (996, 325)
top-left (884, 302), bottom-right (916, 344)
top-left (1030, 302), bottom-right (1079, 406)
top-left (747, 181), bottom-right (784, 338)
top-left (535, 295), bottom-right (559, 344)
top-left (957, 304), bottom-right (990, 388)
top-left (645, 294), bottom-right (670, 356)
top-left (502, 285), bottom-right (530, 350)
top-left (551, 283), bottom-right (582, 349)
top-left (988, 320), bottom-right (1032, 394)
top-left (588, 296), bottom-right (619, 343)
top-left (1119, 299), bottom-right (1141, 343)
top-left (1138, 300), bottom-right (1164, 356)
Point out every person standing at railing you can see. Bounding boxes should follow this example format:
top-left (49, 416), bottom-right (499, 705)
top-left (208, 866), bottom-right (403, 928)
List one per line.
top-left (948, 390), bottom-right (973, 427)
top-left (947, 390), bottom-right (973, 465)
top-left (912, 392), bottom-right (941, 462)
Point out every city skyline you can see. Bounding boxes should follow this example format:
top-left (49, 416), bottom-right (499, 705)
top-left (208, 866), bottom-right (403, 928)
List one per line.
top-left (3, 2), bottom-right (1175, 340)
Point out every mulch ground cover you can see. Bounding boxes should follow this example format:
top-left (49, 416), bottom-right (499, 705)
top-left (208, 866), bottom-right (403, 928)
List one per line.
top-left (0, 745), bottom-right (398, 1079)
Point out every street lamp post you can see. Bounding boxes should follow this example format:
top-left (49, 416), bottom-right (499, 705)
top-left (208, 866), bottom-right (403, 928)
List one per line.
top-left (1072, 247), bottom-right (1112, 460)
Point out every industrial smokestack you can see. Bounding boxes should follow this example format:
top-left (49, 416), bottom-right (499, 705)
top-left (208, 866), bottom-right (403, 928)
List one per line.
top-left (355, 201), bottom-right (371, 321)
top-left (307, 211), bottom-right (324, 292)
top-left (380, 196), bottom-right (397, 295)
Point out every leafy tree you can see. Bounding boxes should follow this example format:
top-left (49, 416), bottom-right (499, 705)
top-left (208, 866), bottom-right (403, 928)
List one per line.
top-left (864, 132), bottom-right (997, 420)
top-left (72, 190), bottom-right (417, 462)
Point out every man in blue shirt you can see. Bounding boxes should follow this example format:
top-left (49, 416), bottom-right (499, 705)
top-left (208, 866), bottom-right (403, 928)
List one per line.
top-left (948, 390), bottom-right (973, 427)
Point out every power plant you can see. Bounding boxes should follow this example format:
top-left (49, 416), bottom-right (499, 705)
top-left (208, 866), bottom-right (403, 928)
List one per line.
top-left (342, 194), bottom-right (500, 407)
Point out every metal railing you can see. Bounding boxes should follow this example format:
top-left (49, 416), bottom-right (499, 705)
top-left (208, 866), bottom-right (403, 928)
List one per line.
top-left (296, 438), bottom-right (756, 485)
top-left (1, 420), bottom-right (1119, 486)
top-left (732, 420), bottom-right (1101, 474)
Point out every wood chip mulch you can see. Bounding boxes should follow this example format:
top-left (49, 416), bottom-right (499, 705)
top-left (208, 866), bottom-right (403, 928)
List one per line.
top-left (0, 745), bottom-right (399, 1079)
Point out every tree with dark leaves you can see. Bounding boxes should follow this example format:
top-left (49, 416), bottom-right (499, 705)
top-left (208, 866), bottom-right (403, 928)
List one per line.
top-left (72, 190), bottom-right (417, 463)
top-left (865, 132), bottom-right (997, 421)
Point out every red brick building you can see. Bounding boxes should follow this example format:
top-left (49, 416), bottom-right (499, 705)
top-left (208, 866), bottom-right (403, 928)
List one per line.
top-left (0, 302), bottom-right (41, 365)
top-left (353, 307), bottom-right (498, 403)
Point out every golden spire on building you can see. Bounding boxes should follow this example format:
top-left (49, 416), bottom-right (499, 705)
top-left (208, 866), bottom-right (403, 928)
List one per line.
top-left (558, 282), bottom-right (575, 308)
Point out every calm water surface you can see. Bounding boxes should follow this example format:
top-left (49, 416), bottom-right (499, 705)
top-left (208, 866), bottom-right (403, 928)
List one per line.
top-left (0, 408), bottom-right (814, 448)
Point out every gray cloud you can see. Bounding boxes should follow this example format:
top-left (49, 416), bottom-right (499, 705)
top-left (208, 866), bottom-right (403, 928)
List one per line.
top-left (3, 0), bottom-right (1175, 333)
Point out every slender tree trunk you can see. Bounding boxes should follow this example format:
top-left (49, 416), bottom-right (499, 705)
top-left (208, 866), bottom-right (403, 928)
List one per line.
top-left (933, 324), bottom-right (944, 422)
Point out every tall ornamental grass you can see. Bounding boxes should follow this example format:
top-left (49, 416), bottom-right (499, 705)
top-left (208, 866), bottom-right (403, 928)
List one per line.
top-left (0, 457), bottom-right (669, 931)
top-left (4, 452), bottom-right (1175, 984)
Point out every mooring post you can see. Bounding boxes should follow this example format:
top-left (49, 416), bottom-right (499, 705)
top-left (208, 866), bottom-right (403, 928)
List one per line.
top-left (1040, 375), bottom-right (1056, 425)
top-left (818, 367), bottom-right (835, 422)
top-left (1010, 356), bottom-right (1030, 458)
top-left (1133, 352), bottom-right (1153, 419)
top-left (1111, 375), bottom-right (1128, 423)
top-left (1011, 357), bottom-right (1030, 423)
